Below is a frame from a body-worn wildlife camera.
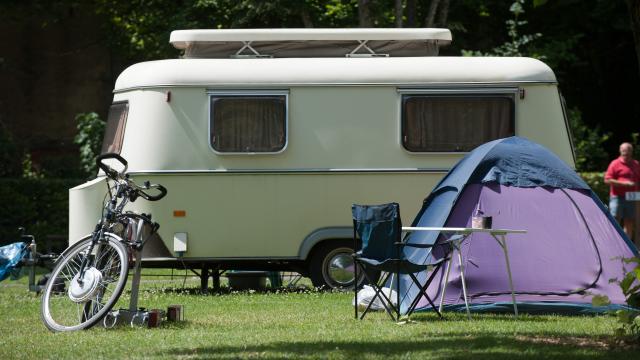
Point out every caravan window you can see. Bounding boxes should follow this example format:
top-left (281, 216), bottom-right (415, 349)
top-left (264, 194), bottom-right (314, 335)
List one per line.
top-left (401, 94), bottom-right (515, 152)
top-left (101, 101), bottom-right (129, 154)
top-left (209, 93), bottom-right (287, 153)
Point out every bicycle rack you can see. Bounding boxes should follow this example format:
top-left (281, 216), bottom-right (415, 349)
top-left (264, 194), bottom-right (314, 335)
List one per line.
top-left (103, 219), bottom-right (154, 328)
top-left (12, 228), bottom-right (58, 294)
top-left (103, 247), bottom-right (151, 327)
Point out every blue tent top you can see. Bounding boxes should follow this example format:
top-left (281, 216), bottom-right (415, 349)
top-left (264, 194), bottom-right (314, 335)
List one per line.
top-left (432, 136), bottom-right (588, 194)
top-left (410, 136), bottom-right (634, 252)
top-left (412, 136), bottom-right (591, 230)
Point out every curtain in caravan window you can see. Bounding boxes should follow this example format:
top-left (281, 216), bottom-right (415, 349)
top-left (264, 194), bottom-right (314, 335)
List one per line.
top-left (101, 102), bottom-right (129, 154)
top-left (402, 95), bottom-right (514, 152)
top-left (210, 96), bottom-right (286, 153)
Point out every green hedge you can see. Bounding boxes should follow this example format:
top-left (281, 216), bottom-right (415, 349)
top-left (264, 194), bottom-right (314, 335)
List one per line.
top-left (579, 172), bottom-right (608, 204)
top-left (0, 178), bottom-right (83, 252)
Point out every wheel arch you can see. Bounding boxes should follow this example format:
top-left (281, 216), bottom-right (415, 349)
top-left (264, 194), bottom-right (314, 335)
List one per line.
top-left (298, 227), bottom-right (353, 260)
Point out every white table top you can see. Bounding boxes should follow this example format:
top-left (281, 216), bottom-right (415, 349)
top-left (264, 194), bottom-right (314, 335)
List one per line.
top-left (402, 227), bottom-right (527, 235)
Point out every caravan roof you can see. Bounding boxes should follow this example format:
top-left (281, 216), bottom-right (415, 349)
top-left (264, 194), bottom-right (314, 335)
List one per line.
top-left (170, 28), bottom-right (452, 58)
top-left (114, 56), bottom-right (556, 92)
top-left (114, 28), bottom-right (556, 91)
top-left (170, 28), bottom-right (452, 43)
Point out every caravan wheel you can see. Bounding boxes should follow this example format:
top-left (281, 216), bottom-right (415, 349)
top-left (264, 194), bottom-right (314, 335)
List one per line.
top-left (309, 241), bottom-right (378, 289)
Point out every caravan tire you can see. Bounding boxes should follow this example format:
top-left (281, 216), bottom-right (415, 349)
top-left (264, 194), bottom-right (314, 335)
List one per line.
top-left (309, 240), bottom-right (379, 290)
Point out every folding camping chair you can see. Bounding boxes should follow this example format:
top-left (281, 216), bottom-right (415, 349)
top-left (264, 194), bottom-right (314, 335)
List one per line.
top-left (352, 202), bottom-right (450, 321)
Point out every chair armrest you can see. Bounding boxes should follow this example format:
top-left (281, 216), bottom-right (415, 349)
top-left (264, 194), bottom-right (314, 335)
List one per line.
top-left (395, 242), bottom-right (435, 249)
top-left (442, 234), bottom-right (465, 243)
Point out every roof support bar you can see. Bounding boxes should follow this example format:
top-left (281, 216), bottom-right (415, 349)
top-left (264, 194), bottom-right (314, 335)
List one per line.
top-left (230, 41), bottom-right (273, 58)
top-left (346, 40), bottom-right (389, 58)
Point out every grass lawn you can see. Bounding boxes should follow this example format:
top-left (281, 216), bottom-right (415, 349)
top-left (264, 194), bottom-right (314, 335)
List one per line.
top-left (1, 270), bottom-right (638, 359)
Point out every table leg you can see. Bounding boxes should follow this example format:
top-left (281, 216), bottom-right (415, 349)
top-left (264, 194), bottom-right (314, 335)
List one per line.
top-left (457, 246), bottom-right (471, 320)
top-left (493, 234), bottom-right (518, 318)
top-left (438, 251), bottom-right (453, 313)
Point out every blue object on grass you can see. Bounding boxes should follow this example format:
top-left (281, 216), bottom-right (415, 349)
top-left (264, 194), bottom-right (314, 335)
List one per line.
top-left (0, 242), bottom-right (27, 281)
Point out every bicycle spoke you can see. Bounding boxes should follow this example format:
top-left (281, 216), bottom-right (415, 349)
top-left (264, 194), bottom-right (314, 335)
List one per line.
top-left (95, 247), bottom-right (113, 264)
top-left (100, 277), bottom-right (120, 285)
top-left (69, 257), bottom-right (83, 272)
top-left (76, 302), bottom-right (82, 322)
top-left (58, 269), bottom-right (73, 283)
top-left (61, 263), bottom-right (77, 281)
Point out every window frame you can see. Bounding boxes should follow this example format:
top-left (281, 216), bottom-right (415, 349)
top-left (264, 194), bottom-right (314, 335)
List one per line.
top-left (398, 88), bottom-right (518, 154)
top-left (207, 90), bottom-right (289, 155)
top-left (101, 101), bottom-right (129, 155)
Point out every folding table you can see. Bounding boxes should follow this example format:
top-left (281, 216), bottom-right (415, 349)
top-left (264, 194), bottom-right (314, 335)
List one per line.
top-left (402, 227), bottom-right (527, 319)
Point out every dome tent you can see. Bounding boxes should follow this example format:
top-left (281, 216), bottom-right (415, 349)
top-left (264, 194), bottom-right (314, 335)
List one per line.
top-left (401, 136), bottom-right (638, 314)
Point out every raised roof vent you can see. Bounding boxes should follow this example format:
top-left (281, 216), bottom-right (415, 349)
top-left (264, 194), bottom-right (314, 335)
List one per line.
top-left (170, 28), bottom-right (452, 58)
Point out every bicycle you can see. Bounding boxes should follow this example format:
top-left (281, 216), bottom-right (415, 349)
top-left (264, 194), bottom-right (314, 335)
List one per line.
top-left (40, 153), bottom-right (167, 332)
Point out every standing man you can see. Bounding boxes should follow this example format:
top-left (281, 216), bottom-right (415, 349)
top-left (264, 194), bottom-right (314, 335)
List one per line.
top-left (604, 142), bottom-right (640, 241)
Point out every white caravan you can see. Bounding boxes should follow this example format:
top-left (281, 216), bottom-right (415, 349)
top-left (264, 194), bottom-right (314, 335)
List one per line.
top-left (69, 29), bottom-right (574, 289)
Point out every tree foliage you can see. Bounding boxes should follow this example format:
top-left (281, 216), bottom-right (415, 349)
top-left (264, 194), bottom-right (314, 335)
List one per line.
top-left (568, 108), bottom-right (611, 172)
top-left (592, 257), bottom-right (640, 344)
top-left (95, 0), bottom-right (364, 61)
top-left (0, 122), bottom-right (22, 178)
top-left (74, 112), bottom-right (105, 178)
top-left (626, 0), bottom-right (640, 75)
top-left (461, 0), bottom-right (543, 58)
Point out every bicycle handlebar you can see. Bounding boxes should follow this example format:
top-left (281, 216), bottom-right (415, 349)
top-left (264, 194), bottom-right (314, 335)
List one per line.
top-left (136, 183), bottom-right (167, 202)
top-left (97, 153), bottom-right (167, 202)
top-left (96, 153), bottom-right (128, 179)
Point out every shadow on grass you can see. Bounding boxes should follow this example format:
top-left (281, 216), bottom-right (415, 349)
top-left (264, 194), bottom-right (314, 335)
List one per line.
top-left (160, 336), bottom-right (633, 359)
top-left (406, 312), bottom-right (577, 323)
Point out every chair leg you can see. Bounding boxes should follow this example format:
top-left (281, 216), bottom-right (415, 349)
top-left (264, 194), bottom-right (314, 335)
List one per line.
top-left (353, 225), bottom-right (358, 320)
top-left (360, 271), bottom-right (397, 321)
top-left (396, 264), bottom-right (401, 320)
top-left (406, 262), bottom-right (446, 318)
top-left (407, 272), bottom-right (441, 318)
top-left (354, 261), bottom-right (358, 319)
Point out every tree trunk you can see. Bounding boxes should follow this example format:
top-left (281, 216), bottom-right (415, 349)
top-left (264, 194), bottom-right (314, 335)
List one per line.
top-left (437, 0), bottom-right (449, 27)
top-left (627, 0), bottom-right (640, 74)
top-left (406, 0), bottom-right (416, 27)
top-left (395, 0), bottom-right (403, 28)
top-left (300, 7), bottom-right (313, 28)
top-left (425, 0), bottom-right (441, 28)
top-left (358, 0), bottom-right (372, 27)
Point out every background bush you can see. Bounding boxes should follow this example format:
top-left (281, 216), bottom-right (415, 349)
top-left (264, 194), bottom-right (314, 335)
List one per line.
top-left (0, 178), bottom-right (83, 252)
top-left (580, 171), bottom-right (608, 203)
top-left (0, 112), bottom-right (104, 252)
top-left (74, 112), bottom-right (105, 178)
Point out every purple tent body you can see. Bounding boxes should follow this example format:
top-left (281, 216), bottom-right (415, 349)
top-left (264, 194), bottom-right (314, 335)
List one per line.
top-left (401, 137), bottom-right (638, 314)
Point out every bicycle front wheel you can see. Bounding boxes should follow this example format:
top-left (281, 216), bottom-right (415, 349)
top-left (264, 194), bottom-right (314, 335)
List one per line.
top-left (41, 233), bottom-right (129, 332)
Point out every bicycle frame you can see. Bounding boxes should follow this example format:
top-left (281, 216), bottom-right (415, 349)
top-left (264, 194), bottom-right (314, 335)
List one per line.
top-left (41, 152), bottom-right (167, 332)
top-left (76, 178), bottom-right (130, 283)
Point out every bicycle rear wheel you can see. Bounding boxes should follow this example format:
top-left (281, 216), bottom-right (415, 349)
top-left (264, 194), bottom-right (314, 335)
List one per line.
top-left (41, 233), bottom-right (129, 332)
